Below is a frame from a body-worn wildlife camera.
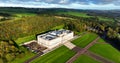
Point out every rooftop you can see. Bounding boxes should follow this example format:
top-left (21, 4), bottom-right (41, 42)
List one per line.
top-left (38, 29), bottom-right (72, 41)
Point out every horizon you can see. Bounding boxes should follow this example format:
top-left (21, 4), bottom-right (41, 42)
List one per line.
top-left (0, 0), bottom-right (120, 10)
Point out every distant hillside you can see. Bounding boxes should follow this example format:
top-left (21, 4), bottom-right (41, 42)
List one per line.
top-left (0, 7), bottom-right (120, 19)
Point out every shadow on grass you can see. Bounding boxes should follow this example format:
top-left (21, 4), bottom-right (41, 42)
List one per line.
top-left (99, 35), bottom-right (120, 51)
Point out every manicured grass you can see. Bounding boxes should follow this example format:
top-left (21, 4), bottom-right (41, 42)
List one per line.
top-left (97, 38), bottom-right (105, 43)
top-left (15, 35), bottom-right (36, 45)
top-left (58, 11), bottom-right (91, 17)
top-left (31, 46), bottom-right (76, 63)
top-left (89, 38), bottom-right (120, 63)
top-left (74, 54), bottom-right (100, 63)
top-left (72, 33), bottom-right (98, 48)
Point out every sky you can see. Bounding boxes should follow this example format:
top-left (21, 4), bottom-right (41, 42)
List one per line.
top-left (0, 0), bottom-right (120, 10)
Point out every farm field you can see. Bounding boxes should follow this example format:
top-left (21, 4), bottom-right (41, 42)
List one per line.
top-left (73, 54), bottom-right (100, 63)
top-left (98, 16), bottom-right (114, 22)
top-left (57, 11), bottom-right (114, 22)
top-left (31, 46), bottom-right (76, 63)
top-left (58, 11), bottom-right (91, 17)
top-left (89, 38), bottom-right (120, 63)
top-left (72, 33), bottom-right (98, 48)
top-left (15, 13), bottom-right (36, 18)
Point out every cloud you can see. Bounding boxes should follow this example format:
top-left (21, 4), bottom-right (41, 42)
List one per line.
top-left (1, 0), bottom-right (120, 5)
top-left (0, 0), bottom-right (120, 9)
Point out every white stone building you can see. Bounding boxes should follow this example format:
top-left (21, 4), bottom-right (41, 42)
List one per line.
top-left (37, 29), bottom-right (74, 49)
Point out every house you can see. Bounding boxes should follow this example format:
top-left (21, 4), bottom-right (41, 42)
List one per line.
top-left (37, 29), bottom-right (74, 49)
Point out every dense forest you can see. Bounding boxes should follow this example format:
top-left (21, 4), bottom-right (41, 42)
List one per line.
top-left (0, 16), bottom-right (63, 40)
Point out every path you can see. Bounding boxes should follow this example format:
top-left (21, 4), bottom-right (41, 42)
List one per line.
top-left (85, 51), bottom-right (114, 63)
top-left (64, 42), bottom-right (76, 49)
top-left (66, 37), bottom-right (100, 63)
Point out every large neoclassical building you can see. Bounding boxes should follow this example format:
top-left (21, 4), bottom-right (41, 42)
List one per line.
top-left (37, 29), bottom-right (74, 49)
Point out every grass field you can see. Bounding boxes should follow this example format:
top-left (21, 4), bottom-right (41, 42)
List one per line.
top-left (15, 13), bottom-right (36, 18)
top-left (97, 38), bottom-right (106, 43)
top-left (58, 11), bottom-right (114, 22)
top-left (72, 33), bottom-right (98, 48)
top-left (31, 46), bottom-right (76, 63)
top-left (89, 38), bottom-right (120, 63)
top-left (15, 35), bottom-right (36, 45)
top-left (58, 11), bottom-right (91, 17)
top-left (73, 54), bottom-right (100, 63)
top-left (98, 17), bottom-right (114, 22)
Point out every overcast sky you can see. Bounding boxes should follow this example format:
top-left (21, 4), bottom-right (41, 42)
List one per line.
top-left (0, 0), bottom-right (120, 10)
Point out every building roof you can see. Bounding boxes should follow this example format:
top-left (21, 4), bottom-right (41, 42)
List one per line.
top-left (38, 29), bottom-right (72, 41)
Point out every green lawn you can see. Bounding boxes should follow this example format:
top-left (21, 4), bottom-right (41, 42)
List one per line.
top-left (89, 38), bottom-right (120, 63)
top-left (15, 35), bottom-right (36, 45)
top-left (97, 38), bottom-right (106, 43)
top-left (31, 46), bottom-right (76, 63)
top-left (74, 54), bottom-right (100, 63)
top-left (72, 33), bottom-right (98, 48)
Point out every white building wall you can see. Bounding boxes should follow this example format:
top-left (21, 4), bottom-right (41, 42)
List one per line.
top-left (37, 31), bottom-right (74, 49)
top-left (62, 32), bottom-right (74, 43)
top-left (37, 37), bottom-right (49, 47)
top-left (49, 37), bottom-right (62, 46)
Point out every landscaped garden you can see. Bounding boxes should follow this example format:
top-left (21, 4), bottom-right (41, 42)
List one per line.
top-left (72, 33), bottom-right (98, 48)
top-left (31, 46), bottom-right (76, 63)
top-left (89, 38), bottom-right (120, 63)
top-left (73, 54), bottom-right (100, 63)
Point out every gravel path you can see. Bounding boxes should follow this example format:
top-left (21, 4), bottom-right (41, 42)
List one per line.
top-left (85, 51), bottom-right (114, 63)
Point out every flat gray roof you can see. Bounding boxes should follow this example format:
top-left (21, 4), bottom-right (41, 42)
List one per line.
top-left (38, 29), bottom-right (72, 41)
